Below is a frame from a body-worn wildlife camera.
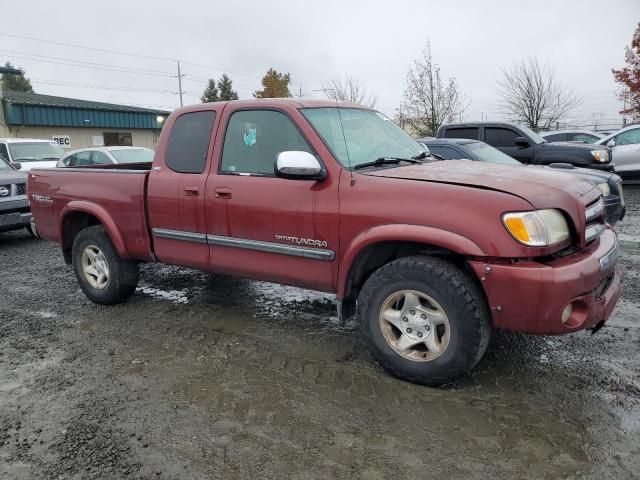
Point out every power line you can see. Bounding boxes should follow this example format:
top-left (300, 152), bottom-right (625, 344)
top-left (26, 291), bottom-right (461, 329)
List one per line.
top-left (0, 31), bottom-right (175, 62)
top-left (0, 49), bottom-right (174, 76)
top-left (30, 78), bottom-right (177, 94)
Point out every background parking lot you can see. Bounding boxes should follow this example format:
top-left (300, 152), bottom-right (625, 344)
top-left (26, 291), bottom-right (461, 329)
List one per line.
top-left (1, 188), bottom-right (639, 479)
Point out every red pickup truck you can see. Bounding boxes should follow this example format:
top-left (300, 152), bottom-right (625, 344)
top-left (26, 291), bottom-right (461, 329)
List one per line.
top-left (28, 99), bottom-right (621, 385)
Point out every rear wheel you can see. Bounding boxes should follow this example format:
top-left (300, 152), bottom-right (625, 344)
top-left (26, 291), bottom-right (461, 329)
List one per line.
top-left (358, 255), bottom-right (490, 386)
top-left (72, 226), bottom-right (139, 305)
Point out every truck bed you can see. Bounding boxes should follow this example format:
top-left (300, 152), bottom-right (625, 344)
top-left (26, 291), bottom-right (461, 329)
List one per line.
top-left (28, 166), bottom-right (153, 261)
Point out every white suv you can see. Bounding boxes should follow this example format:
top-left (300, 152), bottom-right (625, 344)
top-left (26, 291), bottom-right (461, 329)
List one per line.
top-left (0, 138), bottom-right (66, 171)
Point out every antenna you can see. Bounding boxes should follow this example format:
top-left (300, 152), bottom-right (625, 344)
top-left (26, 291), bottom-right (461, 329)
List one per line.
top-left (335, 102), bottom-right (355, 186)
top-left (314, 87), bottom-right (355, 186)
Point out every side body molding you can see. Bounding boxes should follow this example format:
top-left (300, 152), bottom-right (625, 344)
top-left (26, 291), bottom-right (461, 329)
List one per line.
top-left (60, 201), bottom-right (130, 259)
top-left (337, 224), bottom-right (487, 298)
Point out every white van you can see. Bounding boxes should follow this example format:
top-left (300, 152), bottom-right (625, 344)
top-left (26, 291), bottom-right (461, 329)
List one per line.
top-left (0, 138), bottom-right (65, 171)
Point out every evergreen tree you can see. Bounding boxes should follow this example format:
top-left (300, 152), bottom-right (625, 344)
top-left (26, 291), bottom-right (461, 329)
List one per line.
top-left (254, 68), bottom-right (292, 98)
top-left (0, 62), bottom-right (34, 93)
top-left (217, 74), bottom-right (239, 101)
top-left (200, 79), bottom-right (219, 103)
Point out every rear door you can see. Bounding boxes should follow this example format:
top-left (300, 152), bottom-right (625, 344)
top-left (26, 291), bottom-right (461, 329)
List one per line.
top-left (147, 108), bottom-right (219, 269)
top-left (484, 126), bottom-right (533, 163)
top-left (204, 106), bottom-right (340, 292)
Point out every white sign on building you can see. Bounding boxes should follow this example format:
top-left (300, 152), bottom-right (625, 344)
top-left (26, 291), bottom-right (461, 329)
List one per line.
top-left (52, 135), bottom-right (71, 149)
top-left (92, 135), bottom-right (104, 146)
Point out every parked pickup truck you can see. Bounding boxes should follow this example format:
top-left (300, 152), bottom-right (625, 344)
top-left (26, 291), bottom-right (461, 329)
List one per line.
top-left (436, 122), bottom-right (614, 171)
top-left (28, 99), bottom-right (621, 386)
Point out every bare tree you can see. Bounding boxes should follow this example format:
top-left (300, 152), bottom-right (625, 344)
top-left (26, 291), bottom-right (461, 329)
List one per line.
top-left (321, 76), bottom-right (377, 108)
top-left (496, 57), bottom-right (581, 131)
top-left (400, 42), bottom-right (466, 137)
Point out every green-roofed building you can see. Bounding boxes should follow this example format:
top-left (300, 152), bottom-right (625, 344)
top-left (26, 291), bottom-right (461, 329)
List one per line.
top-left (0, 90), bottom-right (171, 151)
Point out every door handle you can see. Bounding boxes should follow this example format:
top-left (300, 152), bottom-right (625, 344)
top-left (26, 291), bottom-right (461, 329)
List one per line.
top-left (214, 187), bottom-right (232, 199)
top-left (184, 186), bottom-right (200, 196)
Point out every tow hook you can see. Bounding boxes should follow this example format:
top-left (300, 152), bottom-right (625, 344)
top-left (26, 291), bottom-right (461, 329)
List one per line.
top-left (590, 320), bottom-right (606, 335)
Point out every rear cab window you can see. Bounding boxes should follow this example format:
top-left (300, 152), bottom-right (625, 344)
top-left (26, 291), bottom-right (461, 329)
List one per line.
top-left (166, 111), bottom-right (216, 174)
top-left (443, 127), bottom-right (479, 140)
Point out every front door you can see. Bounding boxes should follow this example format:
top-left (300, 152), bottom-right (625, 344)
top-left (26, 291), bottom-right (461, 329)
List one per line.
top-left (205, 108), bottom-right (339, 292)
top-left (610, 128), bottom-right (640, 175)
top-left (147, 109), bottom-right (218, 269)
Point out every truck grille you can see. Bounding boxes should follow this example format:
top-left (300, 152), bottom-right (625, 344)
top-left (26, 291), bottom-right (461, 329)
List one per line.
top-left (0, 183), bottom-right (27, 197)
top-left (584, 197), bottom-right (605, 244)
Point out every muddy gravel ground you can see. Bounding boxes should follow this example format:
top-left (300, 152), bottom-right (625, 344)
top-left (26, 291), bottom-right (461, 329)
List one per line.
top-left (1, 189), bottom-right (640, 480)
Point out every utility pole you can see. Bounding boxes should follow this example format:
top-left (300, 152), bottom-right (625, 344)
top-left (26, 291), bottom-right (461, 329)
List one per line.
top-left (176, 60), bottom-right (184, 107)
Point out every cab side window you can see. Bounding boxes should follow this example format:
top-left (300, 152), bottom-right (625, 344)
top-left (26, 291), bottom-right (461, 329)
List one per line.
top-left (166, 111), bottom-right (216, 174)
top-left (62, 154), bottom-right (76, 166)
top-left (443, 127), bottom-right (479, 140)
top-left (92, 151), bottom-right (112, 165)
top-left (220, 110), bottom-right (313, 175)
top-left (485, 128), bottom-right (519, 147)
top-left (615, 128), bottom-right (640, 146)
top-left (75, 151), bottom-right (92, 166)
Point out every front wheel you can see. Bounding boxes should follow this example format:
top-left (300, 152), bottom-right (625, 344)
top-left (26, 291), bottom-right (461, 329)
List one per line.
top-left (72, 226), bottom-right (139, 305)
top-left (358, 256), bottom-right (490, 386)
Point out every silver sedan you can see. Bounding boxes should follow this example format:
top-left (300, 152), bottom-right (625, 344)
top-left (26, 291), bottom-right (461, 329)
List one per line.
top-left (57, 147), bottom-right (154, 167)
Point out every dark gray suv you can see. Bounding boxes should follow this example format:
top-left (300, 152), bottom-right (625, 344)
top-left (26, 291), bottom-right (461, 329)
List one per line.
top-left (0, 156), bottom-right (37, 236)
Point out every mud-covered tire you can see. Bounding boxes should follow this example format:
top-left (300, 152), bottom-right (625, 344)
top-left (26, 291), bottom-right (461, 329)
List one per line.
top-left (358, 255), bottom-right (490, 386)
top-left (72, 225), bottom-right (139, 305)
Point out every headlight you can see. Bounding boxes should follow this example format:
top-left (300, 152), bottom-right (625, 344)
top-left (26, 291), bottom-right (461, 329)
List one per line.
top-left (590, 150), bottom-right (609, 163)
top-left (502, 209), bottom-right (570, 246)
top-left (597, 182), bottom-right (611, 196)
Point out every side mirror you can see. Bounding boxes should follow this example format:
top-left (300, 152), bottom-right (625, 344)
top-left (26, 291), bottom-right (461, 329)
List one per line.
top-left (11, 161), bottom-right (22, 170)
top-left (275, 151), bottom-right (325, 180)
top-left (515, 137), bottom-right (530, 148)
top-left (606, 139), bottom-right (615, 147)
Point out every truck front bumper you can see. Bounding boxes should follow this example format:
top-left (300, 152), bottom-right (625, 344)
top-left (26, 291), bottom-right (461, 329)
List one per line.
top-left (469, 228), bottom-right (621, 335)
top-left (0, 198), bottom-right (32, 233)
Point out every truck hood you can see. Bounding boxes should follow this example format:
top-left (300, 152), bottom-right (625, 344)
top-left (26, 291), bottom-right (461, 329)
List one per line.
top-left (0, 171), bottom-right (28, 183)
top-left (362, 160), bottom-right (597, 209)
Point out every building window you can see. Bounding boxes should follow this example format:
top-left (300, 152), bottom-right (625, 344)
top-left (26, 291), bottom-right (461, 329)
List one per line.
top-left (103, 132), bottom-right (133, 146)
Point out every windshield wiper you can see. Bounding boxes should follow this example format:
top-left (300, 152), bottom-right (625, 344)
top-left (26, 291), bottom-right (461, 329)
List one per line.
top-left (411, 151), bottom-right (430, 160)
top-left (354, 157), bottom-right (422, 170)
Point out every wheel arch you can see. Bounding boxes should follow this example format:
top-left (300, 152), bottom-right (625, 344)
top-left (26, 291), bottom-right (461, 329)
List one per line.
top-left (337, 225), bottom-right (487, 314)
top-left (60, 202), bottom-right (129, 264)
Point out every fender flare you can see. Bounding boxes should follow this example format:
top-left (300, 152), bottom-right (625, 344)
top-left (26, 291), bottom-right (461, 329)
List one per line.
top-left (60, 201), bottom-right (130, 259)
top-left (337, 224), bottom-right (486, 298)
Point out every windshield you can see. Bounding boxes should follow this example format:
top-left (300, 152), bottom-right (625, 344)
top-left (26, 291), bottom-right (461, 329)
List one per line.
top-left (466, 142), bottom-right (521, 165)
top-left (8, 142), bottom-right (65, 162)
top-left (110, 148), bottom-right (154, 164)
top-left (518, 125), bottom-right (547, 144)
top-left (0, 157), bottom-right (12, 171)
top-left (301, 107), bottom-right (426, 168)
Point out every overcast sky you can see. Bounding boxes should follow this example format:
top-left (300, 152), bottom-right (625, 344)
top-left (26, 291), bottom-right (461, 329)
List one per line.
top-left (1, 0), bottom-right (638, 129)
